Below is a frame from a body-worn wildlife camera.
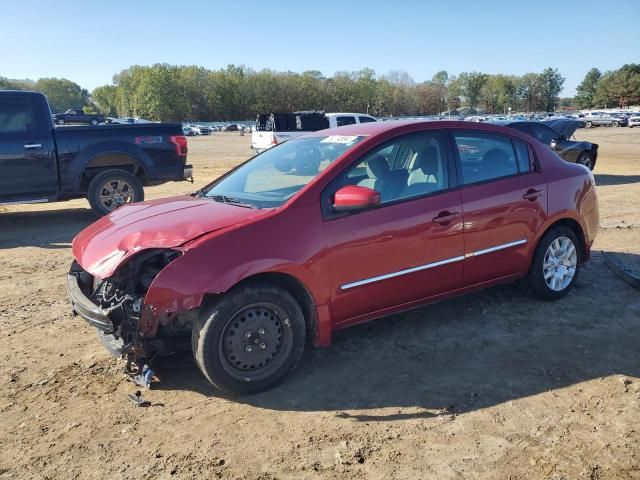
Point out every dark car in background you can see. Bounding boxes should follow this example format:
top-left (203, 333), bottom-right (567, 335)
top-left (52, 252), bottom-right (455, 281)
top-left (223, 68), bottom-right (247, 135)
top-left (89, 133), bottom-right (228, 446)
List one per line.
top-left (53, 108), bottom-right (106, 126)
top-left (497, 119), bottom-right (598, 170)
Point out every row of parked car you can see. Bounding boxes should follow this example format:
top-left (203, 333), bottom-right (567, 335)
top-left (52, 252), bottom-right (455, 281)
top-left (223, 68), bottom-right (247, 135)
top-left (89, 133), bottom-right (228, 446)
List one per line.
top-left (182, 123), bottom-right (254, 136)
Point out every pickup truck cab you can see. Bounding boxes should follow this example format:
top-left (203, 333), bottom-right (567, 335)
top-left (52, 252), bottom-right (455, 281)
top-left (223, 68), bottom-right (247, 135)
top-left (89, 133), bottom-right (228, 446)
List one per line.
top-left (0, 91), bottom-right (192, 215)
top-left (251, 111), bottom-right (376, 152)
top-left (53, 108), bottom-right (106, 126)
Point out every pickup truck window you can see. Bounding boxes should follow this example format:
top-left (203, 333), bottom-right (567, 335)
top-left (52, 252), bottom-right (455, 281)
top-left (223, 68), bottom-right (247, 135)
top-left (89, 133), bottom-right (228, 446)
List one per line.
top-left (0, 97), bottom-right (33, 133)
top-left (336, 116), bottom-right (357, 127)
top-left (359, 116), bottom-right (376, 123)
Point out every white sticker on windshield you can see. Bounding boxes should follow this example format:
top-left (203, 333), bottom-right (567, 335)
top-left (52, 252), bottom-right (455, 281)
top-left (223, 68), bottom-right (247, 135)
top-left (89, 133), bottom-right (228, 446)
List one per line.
top-left (321, 135), bottom-right (361, 145)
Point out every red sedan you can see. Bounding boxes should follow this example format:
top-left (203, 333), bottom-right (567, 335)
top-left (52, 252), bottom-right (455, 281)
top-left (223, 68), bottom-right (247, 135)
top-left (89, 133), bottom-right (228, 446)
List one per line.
top-left (68, 121), bottom-right (599, 394)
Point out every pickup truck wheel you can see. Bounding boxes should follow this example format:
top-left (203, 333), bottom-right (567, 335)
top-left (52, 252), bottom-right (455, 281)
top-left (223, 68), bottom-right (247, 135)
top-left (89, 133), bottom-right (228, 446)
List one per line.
top-left (527, 226), bottom-right (581, 301)
top-left (90, 119), bottom-right (99, 126)
top-left (192, 284), bottom-right (306, 395)
top-left (87, 170), bottom-right (144, 215)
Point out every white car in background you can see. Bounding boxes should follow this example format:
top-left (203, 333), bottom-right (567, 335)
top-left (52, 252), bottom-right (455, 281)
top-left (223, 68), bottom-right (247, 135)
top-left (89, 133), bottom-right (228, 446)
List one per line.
top-left (628, 114), bottom-right (640, 128)
top-left (251, 111), bottom-right (376, 152)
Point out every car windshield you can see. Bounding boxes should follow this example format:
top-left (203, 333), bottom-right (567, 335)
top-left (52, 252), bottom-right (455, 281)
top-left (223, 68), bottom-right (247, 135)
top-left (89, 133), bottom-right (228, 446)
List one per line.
top-left (202, 135), bottom-right (365, 208)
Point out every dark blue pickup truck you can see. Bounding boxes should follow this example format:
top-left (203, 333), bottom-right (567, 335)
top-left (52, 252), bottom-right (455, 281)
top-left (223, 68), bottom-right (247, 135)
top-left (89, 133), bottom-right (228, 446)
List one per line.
top-left (0, 90), bottom-right (192, 215)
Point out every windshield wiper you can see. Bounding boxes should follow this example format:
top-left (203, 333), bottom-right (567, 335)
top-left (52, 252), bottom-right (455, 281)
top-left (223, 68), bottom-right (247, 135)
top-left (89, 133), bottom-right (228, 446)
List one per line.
top-left (208, 194), bottom-right (257, 209)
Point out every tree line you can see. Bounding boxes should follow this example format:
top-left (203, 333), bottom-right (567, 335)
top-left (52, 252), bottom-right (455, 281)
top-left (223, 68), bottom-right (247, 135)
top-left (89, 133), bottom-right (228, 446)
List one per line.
top-left (2, 64), bottom-right (638, 122)
top-left (575, 64), bottom-right (640, 109)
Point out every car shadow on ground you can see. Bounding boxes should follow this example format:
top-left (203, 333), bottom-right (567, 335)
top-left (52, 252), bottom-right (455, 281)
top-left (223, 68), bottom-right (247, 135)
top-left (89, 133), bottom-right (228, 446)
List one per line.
top-left (594, 174), bottom-right (640, 186)
top-left (0, 208), bottom-right (96, 249)
top-left (153, 252), bottom-right (640, 418)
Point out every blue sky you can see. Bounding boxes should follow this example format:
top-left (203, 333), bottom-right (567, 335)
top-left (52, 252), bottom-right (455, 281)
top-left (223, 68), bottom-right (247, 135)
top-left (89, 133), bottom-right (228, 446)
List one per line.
top-left (2, 0), bottom-right (638, 95)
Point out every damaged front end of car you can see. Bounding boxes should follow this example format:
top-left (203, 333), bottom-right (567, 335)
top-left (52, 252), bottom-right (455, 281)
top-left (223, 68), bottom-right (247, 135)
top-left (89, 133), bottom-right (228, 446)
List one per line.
top-left (67, 248), bottom-right (197, 388)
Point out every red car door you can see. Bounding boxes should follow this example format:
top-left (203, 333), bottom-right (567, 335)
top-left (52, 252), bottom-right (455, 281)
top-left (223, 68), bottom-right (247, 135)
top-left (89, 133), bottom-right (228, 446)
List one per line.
top-left (450, 130), bottom-right (547, 285)
top-left (322, 130), bottom-right (465, 326)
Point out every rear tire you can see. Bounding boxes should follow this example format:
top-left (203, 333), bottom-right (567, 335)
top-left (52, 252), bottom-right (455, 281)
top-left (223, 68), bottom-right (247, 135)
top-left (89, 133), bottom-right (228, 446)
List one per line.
top-left (192, 284), bottom-right (306, 395)
top-left (612, 121), bottom-right (619, 127)
top-left (87, 169), bottom-right (144, 216)
top-left (527, 226), bottom-right (581, 301)
top-left (585, 121), bottom-right (592, 128)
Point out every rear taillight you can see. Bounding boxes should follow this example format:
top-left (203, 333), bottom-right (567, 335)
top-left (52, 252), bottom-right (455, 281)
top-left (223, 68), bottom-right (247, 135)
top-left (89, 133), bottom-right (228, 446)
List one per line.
top-left (170, 135), bottom-right (188, 157)
top-left (271, 135), bottom-right (278, 145)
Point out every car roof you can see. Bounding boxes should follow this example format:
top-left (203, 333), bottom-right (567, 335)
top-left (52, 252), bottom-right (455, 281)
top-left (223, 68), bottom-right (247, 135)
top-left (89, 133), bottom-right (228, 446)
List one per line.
top-left (303, 119), bottom-right (527, 139)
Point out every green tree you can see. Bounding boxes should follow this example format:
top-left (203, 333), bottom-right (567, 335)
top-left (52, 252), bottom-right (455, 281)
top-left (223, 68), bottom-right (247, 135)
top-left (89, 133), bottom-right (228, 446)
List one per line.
top-left (575, 68), bottom-right (601, 109)
top-left (91, 85), bottom-right (119, 116)
top-left (431, 70), bottom-right (449, 113)
top-left (33, 78), bottom-right (90, 112)
top-left (457, 72), bottom-right (489, 111)
top-left (538, 67), bottom-right (565, 112)
top-left (518, 73), bottom-right (542, 112)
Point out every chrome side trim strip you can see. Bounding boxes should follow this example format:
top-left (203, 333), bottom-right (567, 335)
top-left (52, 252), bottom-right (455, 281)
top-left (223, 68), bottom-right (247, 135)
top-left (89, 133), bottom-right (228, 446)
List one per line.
top-left (340, 255), bottom-right (465, 290)
top-left (339, 239), bottom-right (528, 291)
top-left (465, 239), bottom-right (527, 258)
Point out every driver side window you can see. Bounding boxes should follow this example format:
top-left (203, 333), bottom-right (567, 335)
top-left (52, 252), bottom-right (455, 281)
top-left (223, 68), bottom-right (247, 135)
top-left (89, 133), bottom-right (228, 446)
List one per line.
top-left (341, 131), bottom-right (451, 204)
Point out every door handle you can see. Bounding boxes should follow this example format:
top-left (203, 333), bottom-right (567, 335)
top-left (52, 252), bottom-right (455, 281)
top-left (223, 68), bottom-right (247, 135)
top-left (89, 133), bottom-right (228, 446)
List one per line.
top-left (432, 211), bottom-right (460, 224)
top-left (24, 143), bottom-right (43, 149)
top-left (523, 189), bottom-right (544, 201)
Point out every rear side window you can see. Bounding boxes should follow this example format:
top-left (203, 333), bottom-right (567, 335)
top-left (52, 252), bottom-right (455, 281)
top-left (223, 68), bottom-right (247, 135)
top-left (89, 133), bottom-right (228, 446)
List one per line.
top-left (0, 97), bottom-right (33, 133)
top-left (336, 116), bottom-right (356, 127)
top-left (453, 132), bottom-right (518, 185)
top-left (358, 116), bottom-right (376, 123)
top-left (513, 140), bottom-right (532, 172)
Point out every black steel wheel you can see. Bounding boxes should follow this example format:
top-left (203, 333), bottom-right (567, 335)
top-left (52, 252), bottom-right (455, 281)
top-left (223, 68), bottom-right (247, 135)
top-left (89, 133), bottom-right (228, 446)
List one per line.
top-left (218, 302), bottom-right (292, 380)
top-left (192, 283), bottom-right (306, 394)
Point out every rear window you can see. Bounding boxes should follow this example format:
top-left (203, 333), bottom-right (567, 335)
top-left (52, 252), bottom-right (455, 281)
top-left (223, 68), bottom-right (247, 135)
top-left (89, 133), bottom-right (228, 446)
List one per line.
top-left (0, 97), bottom-right (33, 133)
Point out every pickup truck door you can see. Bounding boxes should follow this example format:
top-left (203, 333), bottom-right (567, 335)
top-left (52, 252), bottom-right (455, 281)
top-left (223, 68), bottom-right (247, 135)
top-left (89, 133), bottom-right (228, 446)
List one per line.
top-left (0, 95), bottom-right (57, 200)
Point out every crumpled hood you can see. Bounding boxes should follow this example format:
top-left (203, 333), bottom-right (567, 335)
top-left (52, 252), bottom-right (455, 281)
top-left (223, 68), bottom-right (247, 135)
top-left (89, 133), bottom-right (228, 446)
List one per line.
top-left (72, 195), bottom-right (268, 278)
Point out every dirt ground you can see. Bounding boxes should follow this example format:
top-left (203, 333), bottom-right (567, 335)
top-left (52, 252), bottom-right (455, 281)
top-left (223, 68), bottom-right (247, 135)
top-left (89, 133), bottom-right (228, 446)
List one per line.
top-left (1, 127), bottom-right (639, 480)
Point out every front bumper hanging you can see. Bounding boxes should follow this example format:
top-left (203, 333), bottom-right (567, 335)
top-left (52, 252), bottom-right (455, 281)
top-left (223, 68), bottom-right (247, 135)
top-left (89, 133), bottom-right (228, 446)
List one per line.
top-left (66, 274), bottom-right (114, 332)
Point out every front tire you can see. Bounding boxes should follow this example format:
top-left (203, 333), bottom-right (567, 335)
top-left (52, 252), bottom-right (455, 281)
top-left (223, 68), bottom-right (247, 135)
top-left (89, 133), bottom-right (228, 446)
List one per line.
top-left (87, 169), bottom-right (144, 216)
top-left (585, 121), bottom-right (592, 128)
top-left (527, 226), bottom-right (581, 301)
top-left (577, 151), bottom-right (595, 170)
top-left (192, 284), bottom-right (306, 395)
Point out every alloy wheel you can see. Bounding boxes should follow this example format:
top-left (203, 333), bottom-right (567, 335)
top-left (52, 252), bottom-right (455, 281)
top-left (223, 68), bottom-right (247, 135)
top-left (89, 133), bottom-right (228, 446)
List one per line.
top-left (543, 236), bottom-right (577, 291)
top-left (99, 179), bottom-right (135, 211)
